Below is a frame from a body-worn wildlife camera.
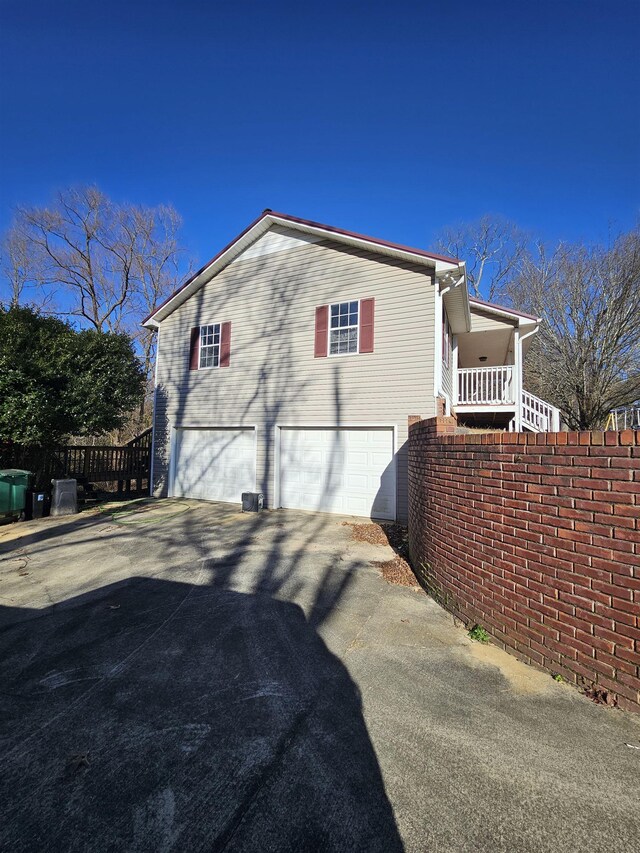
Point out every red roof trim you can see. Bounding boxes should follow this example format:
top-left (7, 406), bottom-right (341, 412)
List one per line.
top-left (144, 209), bottom-right (461, 324)
top-left (468, 296), bottom-right (539, 322)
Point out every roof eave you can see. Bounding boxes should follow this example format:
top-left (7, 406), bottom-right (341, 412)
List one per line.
top-left (468, 296), bottom-right (540, 326)
top-left (142, 209), bottom-right (273, 328)
top-left (267, 211), bottom-right (461, 266)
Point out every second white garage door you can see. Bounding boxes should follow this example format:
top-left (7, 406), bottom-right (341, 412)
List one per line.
top-left (279, 427), bottom-right (395, 520)
top-left (172, 427), bottom-right (256, 503)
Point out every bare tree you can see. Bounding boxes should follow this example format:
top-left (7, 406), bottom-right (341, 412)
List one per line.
top-left (433, 214), bottom-right (528, 300)
top-left (1, 226), bottom-right (38, 307)
top-left (505, 227), bottom-right (640, 429)
top-left (2, 186), bottom-right (188, 331)
top-left (1, 186), bottom-right (191, 435)
top-left (128, 205), bottom-right (191, 428)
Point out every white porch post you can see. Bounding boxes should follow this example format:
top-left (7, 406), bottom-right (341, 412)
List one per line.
top-left (452, 334), bottom-right (458, 406)
top-left (513, 327), bottom-right (522, 431)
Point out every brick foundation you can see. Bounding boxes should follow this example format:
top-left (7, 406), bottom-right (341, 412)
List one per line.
top-left (408, 417), bottom-right (640, 711)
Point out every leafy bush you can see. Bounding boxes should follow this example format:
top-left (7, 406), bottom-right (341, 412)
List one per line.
top-left (0, 306), bottom-right (144, 444)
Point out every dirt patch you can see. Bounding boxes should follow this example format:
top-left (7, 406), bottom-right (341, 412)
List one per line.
top-left (342, 521), bottom-right (409, 555)
top-left (343, 521), bottom-right (388, 545)
top-left (371, 557), bottom-right (421, 589)
top-left (342, 522), bottom-right (418, 589)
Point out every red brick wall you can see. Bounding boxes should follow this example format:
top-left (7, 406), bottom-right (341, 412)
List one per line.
top-left (408, 417), bottom-right (640, 711)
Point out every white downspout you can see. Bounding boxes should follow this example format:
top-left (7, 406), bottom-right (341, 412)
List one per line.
top-left (149, 328), bottom-right (160, 497)
top-left (513, 327), bottom-right (522, 431)
top-left (435, 267), bottom-right (466, 418)
top-left (435, 283), bottom-right (452, 416)
top-left (517, 326), bottom-right (539, 432)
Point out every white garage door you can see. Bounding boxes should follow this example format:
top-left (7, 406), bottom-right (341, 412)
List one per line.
top-left (279, 428), bottom-right (395, 520)
top-left (172, 428), bottom-right (256, 503)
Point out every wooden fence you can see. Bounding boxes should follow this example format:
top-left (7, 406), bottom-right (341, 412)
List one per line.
top-left (125, 427), bottom-right (153, 449)
top-left (0, 438), bottom-right (151, 493)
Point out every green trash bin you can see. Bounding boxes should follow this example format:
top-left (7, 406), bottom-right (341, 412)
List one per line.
top-left (0, 469), bottom-right (32, 519)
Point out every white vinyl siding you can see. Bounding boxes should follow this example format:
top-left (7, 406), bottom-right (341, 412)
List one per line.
top-left (234, 229), bottom-right (321, 261)
top-left (470, 307), bottom-right (516, 333)
top-left (153, 226), bottom-right (437, 522)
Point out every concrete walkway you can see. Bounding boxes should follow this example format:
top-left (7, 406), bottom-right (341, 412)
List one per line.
top-left (1, 501), bottom-right (638, 852)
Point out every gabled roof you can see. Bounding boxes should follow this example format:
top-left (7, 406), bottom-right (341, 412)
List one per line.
top-left (469, 296), bottom-right (540, 325)
top-left (143, 210), bottom-right (462, 327)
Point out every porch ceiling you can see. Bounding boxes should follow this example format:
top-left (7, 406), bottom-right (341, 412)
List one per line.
top-left (458, 328), bottom-right (514, 367)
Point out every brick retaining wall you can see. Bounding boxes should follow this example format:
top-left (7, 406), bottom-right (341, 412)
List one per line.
top-left (407, 417), bottom-right (640, 711)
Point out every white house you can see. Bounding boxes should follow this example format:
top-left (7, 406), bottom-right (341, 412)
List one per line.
top-left (143, 211), bottom-right (559, 522)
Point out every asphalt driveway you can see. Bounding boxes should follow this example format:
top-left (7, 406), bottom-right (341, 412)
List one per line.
top-left (1, 500), bottom-right (639, 852)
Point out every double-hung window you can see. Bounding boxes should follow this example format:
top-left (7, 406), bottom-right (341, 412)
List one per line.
top-left (199, 323), bottom-right (220, 368)
top-left (329, 301), bottom-right (359, 355)
top-left (314, 298), bottom-right (373, 358)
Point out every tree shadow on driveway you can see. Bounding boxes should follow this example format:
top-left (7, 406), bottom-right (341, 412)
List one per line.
top-left (0, 568), bottom-right (403, 851)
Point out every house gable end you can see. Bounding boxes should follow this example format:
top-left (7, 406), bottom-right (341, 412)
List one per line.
top-left (231, 225), bottom-right (322, 264)
top-left (163, 235), bottom-right (436, 335)
top-left (144, 211), bottom-right (461, 328)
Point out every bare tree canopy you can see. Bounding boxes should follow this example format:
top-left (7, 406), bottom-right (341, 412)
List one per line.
top-left (505, 228), bottom-right (640, 429)
top-left (1, 226), bottom-right (40, 308)
top-left (1, 186), bottom-right (187, 333)
top-left (433, 214), bottom-right (528, 300)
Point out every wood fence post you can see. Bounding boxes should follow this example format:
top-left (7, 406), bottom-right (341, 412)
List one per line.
top-left (83, 448), bottom-right (90, 484)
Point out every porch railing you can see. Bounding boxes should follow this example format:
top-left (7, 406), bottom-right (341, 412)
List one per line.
top-left (456, 366), bottom-right (561, 432)
top-left (125, 427), bottom-right (153, 449)
top-left (457, 365), bottom-right (515, 405)
top-left (521, 390), bottom-right (561, 432)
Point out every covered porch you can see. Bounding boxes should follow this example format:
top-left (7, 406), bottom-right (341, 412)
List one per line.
top-left (442, 291), bottom-right (560, 432)
top-left (456, 365), bottom-right (560, 432)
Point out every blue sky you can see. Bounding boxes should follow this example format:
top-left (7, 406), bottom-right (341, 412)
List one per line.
top-left (0, 0), bottom-right (638, 266)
